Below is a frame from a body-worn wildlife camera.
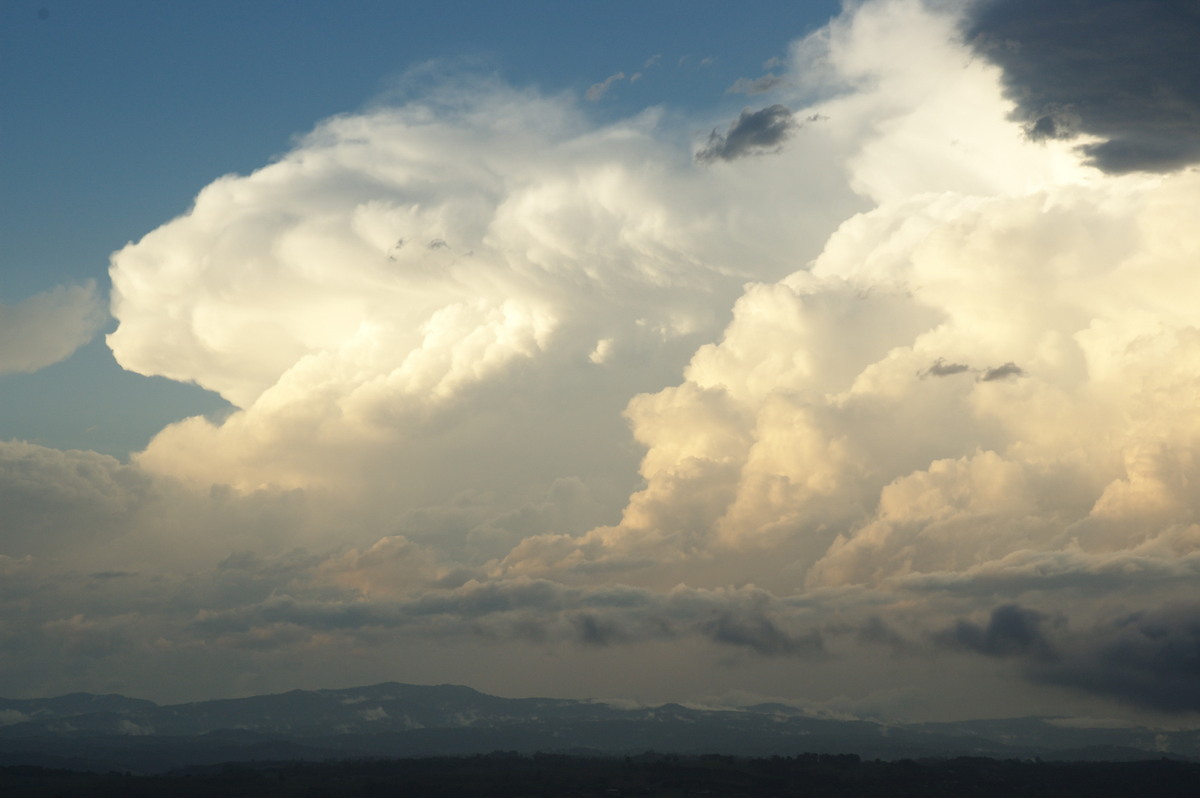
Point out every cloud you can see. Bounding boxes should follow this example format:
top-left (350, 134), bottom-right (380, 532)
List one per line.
top-left (0, 282), bottom-right (105, 374)
top-left (1036, 604), bottom-right (1200, 713)
top-left (966, 0), bottom-right (1200, 173)
top-left (978, 361), bottom-right (1024, 382)
top-left (936, 604), bottom-right (1058, 661)
top-left (727, 73), bottom-right (785, 95)
top-left (939, 602), bottom-right (1200, 713)
top-left (695, 104), bottom-right (798, 163)
top-left (922, 358), bottom-right (970, 377)
top-left (585, 71), bottom-right (625, 102)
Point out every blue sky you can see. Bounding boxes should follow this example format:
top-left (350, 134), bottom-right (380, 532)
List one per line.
top-left (4, 0), bottom-right (1200, 728)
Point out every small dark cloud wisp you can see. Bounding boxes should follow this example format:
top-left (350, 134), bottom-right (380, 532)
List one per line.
top-left (922, 358), bottom-right (970, 378)
top-left (696, 105), bottom-right (798, 163)
top-left (979, 362), bottom-right (1024, 382)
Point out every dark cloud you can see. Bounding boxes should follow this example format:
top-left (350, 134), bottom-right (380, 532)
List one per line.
top-left (855, 616), bottom-right (909, 652)
top-left (936, 604), bottom-right (1058, 662)
top-left (921, 358), bottom-right (970, 378)
top-left (979, 362), bottom-right (1024, 382)
top-left (895, 550), bottom-right (1200, 598)
top-left (1036, 605), bottom-right (1200, 713)
top-left (696, 105), bottom-right (798, 163)
top-left (965, 0), bottom-right (1200, 173)
top-left (573, 612), bottom-right (629, 646)
top-left (940, 603), bottom-right (1200, 713)
top-left (180, 576), bottom-right (830, 659)
top-left (704, 612), bottom-right (824, 657)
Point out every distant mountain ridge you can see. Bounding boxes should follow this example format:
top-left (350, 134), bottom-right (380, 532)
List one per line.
top-left (1, 682), bottom-right (1196, 773)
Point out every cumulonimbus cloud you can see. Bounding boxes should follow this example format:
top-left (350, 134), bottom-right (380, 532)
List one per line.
top-left (5, 0), bottom-right (1199, 717)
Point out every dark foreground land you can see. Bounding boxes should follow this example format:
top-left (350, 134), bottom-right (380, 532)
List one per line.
top-left (2, 752), bottom-right (1198, 797)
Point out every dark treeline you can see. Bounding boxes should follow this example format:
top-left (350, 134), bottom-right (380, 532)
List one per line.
top-left (2, 752), bottom-right (1199, 797)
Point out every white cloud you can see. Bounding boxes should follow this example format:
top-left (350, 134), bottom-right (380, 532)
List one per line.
top-left (107, 75), bottom-right (863, 511)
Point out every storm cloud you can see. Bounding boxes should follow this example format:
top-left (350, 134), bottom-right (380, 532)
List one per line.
top-left (941, 603), bottom-right (1200, 714)
top-left (966, 0), bottom-right (1200, 172)
top-left (1037, 605), bottom-right (1200, 713)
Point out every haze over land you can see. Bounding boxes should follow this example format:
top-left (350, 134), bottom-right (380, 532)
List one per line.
top-left (3, 0), bottom-right (1200, 732)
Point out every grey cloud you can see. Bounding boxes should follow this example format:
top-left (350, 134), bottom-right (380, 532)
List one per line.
top-left (979, 362), bottom-right (1024, 381)
top-left (1035, 605), bottom-right (1200, 713)
top-left (88, 570), bottom-right (136, 582)
top-left (939, 602), bottom-right (1200, 713)
top-left (966, 0), bottom-right (1200, 173)
top-left (894, 550), bottom-right (1200, 598)
top-left (696, 105), bottom-right (798, 163)
top-left (183, 577), bottom-right (828, 658)
top-left (855, 616), bottom-right (909, 652)
top-left (0, 442), bottom-right (155, 558)
top-left (921, 358), bottom-right (970, 378)
top-left (727, 73), bottom-right (785, 95)
top-left (704, 613), bottom-right (824, 657)
top-left (574, 612), bottom-right (629, 646)
top-left (936, 604), bottom-right (1058, 662)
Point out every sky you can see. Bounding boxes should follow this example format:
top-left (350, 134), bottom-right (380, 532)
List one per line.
top-left (3, 0), bottom-right (1200, 728)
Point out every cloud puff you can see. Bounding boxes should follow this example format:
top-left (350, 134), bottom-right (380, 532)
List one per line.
top-left (967, 0), bottom-right (1200, 173)
top-left (0, 282), bottom-right (104, 374)
top-left (106, 72), bottom-right (866, 508)
top-left (1037, 604), bottom-right (1200, 713)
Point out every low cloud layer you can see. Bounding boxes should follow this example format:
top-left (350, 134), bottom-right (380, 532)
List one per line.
top-left (3, 0), bottom-right (1200, 722)
top-left (940, 602), bottom-right (1200, 713)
